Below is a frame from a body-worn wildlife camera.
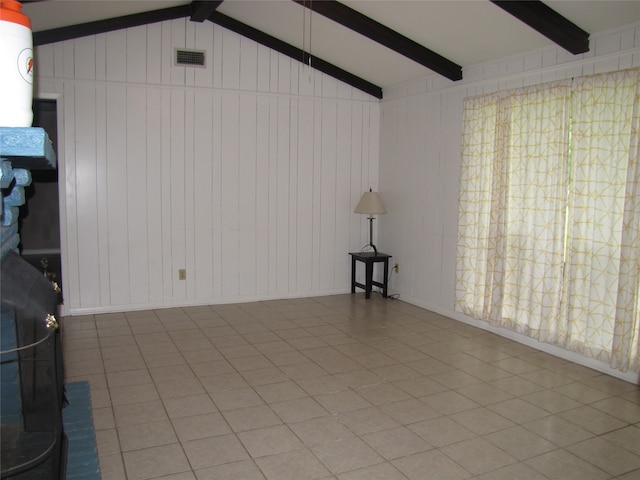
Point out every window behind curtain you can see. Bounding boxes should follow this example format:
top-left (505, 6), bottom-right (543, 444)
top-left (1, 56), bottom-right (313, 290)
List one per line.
top-left (455, 69), bottom-right (640, 372)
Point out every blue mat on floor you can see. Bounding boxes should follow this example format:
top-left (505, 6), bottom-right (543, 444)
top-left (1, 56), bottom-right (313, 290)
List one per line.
top-left (63, 381), bottom-right (101, 479)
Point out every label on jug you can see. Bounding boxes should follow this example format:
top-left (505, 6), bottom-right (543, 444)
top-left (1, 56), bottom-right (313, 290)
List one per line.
top-left (17, 47), bottom-right (34, 84)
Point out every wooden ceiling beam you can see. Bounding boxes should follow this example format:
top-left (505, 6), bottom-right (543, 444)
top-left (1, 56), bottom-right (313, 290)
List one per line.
top-left (206, 11), bottom-right (383, 98)
top-left (33, 5), bottom-right (192, 46)
top-left (491, 0), bottom-right (589, 54)
top-left (294, 0), bottom-right (462, 82)
top-left (190, 1), bottom-right (223, 23)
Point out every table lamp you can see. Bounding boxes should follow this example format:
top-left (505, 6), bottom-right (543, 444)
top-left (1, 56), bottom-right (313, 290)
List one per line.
top-left (354, 188), bottom-right (386, 255)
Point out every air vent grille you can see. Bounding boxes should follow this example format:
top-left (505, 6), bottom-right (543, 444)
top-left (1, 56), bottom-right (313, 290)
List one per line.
top-left (175, 49), bottom-right (205, 67)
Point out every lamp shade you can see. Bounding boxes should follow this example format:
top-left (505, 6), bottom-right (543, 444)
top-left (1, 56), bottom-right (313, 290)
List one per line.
top-left (354, 190), bottom-right (386, 215)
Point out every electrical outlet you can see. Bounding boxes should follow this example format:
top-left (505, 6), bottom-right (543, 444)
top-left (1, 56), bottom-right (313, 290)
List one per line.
top-left (394, 263), bottom-right (399, 273)
top-left (178, 269), bottom-right (186, 280)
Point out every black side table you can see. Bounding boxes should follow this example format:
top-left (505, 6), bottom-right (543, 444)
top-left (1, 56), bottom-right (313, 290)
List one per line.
top-left (349, 252), bottom-right (392, 299)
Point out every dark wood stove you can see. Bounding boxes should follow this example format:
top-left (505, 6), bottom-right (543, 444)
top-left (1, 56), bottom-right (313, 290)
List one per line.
top-left (1, 251), bottom-right (66, 479)
top-left (1, 127), bottom-right (66, 479)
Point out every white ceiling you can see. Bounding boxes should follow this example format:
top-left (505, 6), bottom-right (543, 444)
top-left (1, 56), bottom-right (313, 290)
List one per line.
top-left (22, 0), bottom-right (640, 88)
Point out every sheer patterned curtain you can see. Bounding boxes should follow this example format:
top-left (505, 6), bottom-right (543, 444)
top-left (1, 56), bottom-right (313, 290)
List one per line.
top-left (562, 69), bottom-right (640, 371)
top-left (456, 69), bottom-right (640, 372)
top-left (456, 81), bottom-right (571, 340)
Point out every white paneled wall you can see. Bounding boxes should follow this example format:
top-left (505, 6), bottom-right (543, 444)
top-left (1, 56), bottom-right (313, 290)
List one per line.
top-left (379, 22), bottom-right (640, 382)
top-left (35, 18), bottom-right (380, 314)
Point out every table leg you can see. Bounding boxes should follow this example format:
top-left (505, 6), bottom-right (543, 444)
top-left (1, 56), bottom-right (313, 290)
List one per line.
top-left (351, 256), bottom-right (356, 293)
top-left (365, 260), bottom-right (373, 299)
top-left (382, 258), bottom-right (389, 298)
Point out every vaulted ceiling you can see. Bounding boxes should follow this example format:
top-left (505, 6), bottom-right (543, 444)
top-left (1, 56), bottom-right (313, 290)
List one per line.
top-left (22, 0), bottom-right (640, 98)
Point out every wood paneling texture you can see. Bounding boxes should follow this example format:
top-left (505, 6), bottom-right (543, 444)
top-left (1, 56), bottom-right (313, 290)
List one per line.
top-left (34, 18), bottom-right (380, 314)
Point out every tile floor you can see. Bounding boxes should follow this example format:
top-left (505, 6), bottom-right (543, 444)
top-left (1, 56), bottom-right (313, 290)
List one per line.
top-left (62, 294), bottom-right (640, 480)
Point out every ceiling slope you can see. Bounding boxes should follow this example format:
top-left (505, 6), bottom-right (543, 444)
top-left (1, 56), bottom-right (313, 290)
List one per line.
top-left (294, 0), bottom-right (462, 81)
top-left (24, 1), bottom-right (636, 96)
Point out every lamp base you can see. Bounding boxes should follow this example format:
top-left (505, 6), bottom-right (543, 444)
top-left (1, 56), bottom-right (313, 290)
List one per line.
top-left (367, 217), bottom-right (379, 256)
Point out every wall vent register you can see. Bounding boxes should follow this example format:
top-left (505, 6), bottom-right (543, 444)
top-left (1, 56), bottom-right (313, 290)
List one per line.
top-left (175, 49), bottom-right (206, 67)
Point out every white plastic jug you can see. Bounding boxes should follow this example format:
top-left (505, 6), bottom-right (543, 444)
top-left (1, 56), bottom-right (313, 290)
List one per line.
top-left (0, 0), bottom-right (33, 127)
